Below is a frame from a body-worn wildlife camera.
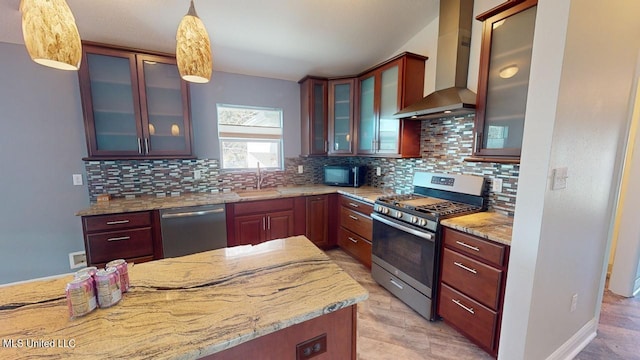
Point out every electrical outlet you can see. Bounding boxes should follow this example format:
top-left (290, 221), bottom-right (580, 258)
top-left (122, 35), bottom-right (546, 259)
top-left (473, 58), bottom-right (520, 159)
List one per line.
top-left (194, 170), bottom-right (202, 180)
top-left (296, 333), bottom-right (327, 360)
top-left (570, 293), bottom-right (578, 312)
top-left (376, 167), bottom-right (382, 176)
top-left (72, 174), bottom-right (83, 186)
top-left (298, 165), bottom-right (304, 174)
top-left (69, 251), bottom-right (87, 269)
top-left (552, 167), bottom-right (568, 190)
top-left (492, 178), bottom-right (503, 193)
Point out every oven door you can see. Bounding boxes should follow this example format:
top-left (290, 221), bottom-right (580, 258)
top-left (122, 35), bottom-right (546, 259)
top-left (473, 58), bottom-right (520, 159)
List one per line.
top-left (371, 213), bottom-right (436, 297)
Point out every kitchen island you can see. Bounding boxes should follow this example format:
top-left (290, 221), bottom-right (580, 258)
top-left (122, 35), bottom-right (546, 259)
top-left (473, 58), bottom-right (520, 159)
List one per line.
top-left (0, 236), bottom-right (368, 359)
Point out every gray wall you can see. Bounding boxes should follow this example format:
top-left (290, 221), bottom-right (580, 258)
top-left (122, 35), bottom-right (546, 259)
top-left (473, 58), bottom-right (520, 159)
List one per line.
top-left (190, 71), bottom-right (300, 160)
top-left (0, 42), bottom-right (302, 284)
top-left (0, 42), bottom-right (89, 284)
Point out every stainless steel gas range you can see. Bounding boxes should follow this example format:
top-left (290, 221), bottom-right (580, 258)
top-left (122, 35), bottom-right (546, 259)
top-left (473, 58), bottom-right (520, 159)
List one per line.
top-left (371, 171), bottom-right (487, 321)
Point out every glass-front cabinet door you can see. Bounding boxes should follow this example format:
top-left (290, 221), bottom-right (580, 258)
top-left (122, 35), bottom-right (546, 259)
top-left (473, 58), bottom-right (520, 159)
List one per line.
top-left (357, 75), bottom-right (376, 154)
top-left (81, 47), bottom-right (142, 156)
top-left (377, 65), bottom-right (400, 154)
top-left (138, 54), bottom-right (191, 157)
top-left (328, 78), bottom-right (355, 155)
top-left (474, 0), bottom-right (537, 159)
top-left (299, 77), bottom-right (327, 156)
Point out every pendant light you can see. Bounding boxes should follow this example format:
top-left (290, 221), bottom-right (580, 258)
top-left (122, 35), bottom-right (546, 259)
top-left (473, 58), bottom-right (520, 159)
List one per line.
top-left (20, 0), bottom-right (82, 71)
top-left (176, 0), bottom-right (212, 83)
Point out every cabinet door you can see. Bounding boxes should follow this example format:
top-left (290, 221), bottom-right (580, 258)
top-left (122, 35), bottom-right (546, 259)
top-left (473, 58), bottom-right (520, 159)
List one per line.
top-left (234, 214), bottom-right (265, 245)
top-left (79, 45), bottom-right (143, 157)
top-left (377, 64), bottom-right (401, 154)
top-left (137, 54), bottom-right (192, 157)
top-left (357, 75), bottom-right (376, 154)
top-left (305, 195), bottom-right (329, 248)
top-left (474, 0), bottom-right (537, 159)
top-left (300, 78), bottom-right (328, 156)
top-left (266, 210), bottom-right (295, 241)
top-left (328, 79), bottom-right (355, 155)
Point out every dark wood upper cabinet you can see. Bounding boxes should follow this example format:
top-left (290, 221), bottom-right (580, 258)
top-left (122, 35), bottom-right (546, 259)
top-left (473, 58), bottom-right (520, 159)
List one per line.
top-left (472, 0), bottom-right (537, 161)
top-left (328, 78), bottom-right (356, 155)
top-left (356, 53), bottom-right (426, 158)
top-left (78, 43), bottom-right (193, 160)
top-left (299, 76), bottom-right (328, 156)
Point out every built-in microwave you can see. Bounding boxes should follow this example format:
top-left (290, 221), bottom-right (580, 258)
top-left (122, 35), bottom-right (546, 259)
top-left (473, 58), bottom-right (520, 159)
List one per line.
top-left (323, 165), bottom-right (367, 187)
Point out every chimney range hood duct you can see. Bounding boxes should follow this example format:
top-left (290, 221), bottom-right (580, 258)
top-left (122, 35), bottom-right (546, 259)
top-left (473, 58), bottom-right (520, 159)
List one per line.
top-left (394, 0), bottom-right (476, 120)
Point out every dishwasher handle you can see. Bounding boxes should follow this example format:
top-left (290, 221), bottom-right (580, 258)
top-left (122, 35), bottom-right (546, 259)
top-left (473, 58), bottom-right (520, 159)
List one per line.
top-left (161, 207), bottom-right (224, 219)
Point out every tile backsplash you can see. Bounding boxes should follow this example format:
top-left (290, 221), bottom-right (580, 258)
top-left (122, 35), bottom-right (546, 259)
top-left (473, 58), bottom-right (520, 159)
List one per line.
top-left (84, 115), bottom-right (518, 216)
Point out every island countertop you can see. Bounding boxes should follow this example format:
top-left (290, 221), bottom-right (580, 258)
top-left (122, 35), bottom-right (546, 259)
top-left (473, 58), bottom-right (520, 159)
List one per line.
top-left (0, 236), bottom-right (368, 359)
top-left (76, 185), bottom-right (386, 216)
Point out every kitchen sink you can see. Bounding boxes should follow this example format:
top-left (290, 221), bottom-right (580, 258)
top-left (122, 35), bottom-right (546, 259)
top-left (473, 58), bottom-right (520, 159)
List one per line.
top-left (235, 189), bottom-right (281, 198)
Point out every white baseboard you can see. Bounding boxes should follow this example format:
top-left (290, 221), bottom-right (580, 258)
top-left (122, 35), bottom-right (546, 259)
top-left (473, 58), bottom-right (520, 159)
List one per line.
top-left (545, 318), bottom-right (597, 360)
top-left (0, 272), bottom-right (72, 288)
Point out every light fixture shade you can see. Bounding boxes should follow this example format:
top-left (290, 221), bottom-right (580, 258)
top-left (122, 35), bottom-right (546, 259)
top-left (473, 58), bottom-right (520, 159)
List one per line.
top-left (20, 0), bottom-right (82, 71)
top-left (499, 64), bottom-right (519, 79)
top-left (176, 0), bottom-right (212, 83)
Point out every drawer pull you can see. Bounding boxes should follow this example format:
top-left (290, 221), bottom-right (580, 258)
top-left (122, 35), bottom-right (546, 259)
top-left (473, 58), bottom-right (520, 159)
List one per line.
top-left (348, 215), bottom-right (359, 221)
top-left (389, 278), bottom-right (404, 290)
top-left (452, 299), bottom-right (475, 314)
top-left (348, 237), bottom-right (358, 244)
top-left (348, 202), bottom-right (359, 208)
top-left (456, 241), bottom-right (480, 252)
top-left (454, 261), bottom-right (477, 274)
top-left (106, 220), bottom-right (130, 225)
top-left (107, 236), bottom-right (130, 242)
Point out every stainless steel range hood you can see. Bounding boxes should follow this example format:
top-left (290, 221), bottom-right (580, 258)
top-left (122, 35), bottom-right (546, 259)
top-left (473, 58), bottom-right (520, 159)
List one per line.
top-left (394, 0), bottom-right (476, 120)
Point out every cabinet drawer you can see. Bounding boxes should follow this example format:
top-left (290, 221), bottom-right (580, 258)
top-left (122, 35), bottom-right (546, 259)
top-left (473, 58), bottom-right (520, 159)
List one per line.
top-left (340, 207), bottom-right (372, 239)
top-left (443, 228), bottom-right (506, 267)
top-left (87, 228), bottom-right (154, 264)
top-left (84, 212), bottom-right (151, 232)
top-left (439, 283), bottom-right (498, 352)
top-left (339, 196), bottom-right (373, 215)
top-left (337, 227), bottom-right (372, 268)
top-left (441, 248), bottom-right (503, 310)
top-left (232, 198), bottom-right (294, 216)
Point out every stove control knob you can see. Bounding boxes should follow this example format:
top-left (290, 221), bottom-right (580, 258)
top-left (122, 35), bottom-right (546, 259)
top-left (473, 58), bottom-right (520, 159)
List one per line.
top-left (411, 216), bottom-right (418, 224)
top-left (419, 219), bottom-right (427, 227)
top-left (383, 207), bottom-right (390, 214)
top-left (395, 211), bottom-right (403, 219)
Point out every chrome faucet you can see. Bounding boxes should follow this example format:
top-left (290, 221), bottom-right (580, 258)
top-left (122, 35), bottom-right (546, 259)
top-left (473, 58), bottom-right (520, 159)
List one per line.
top-left (256, 162), bottom-right (264, 190)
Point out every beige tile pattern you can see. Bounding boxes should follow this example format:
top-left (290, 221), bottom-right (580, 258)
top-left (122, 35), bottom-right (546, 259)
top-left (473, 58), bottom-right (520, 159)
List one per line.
top-left (76, 185), bottom-right (385, 216)
top-left (0, 237), bottom-right (367, 360)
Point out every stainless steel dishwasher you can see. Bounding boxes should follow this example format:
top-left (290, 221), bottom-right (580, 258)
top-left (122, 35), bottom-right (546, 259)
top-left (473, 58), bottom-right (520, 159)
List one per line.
top-left (160, 204), bottom-right (228, 258)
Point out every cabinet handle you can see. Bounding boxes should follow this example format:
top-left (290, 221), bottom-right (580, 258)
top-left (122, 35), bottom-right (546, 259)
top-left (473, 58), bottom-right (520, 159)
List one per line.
top-left (325, 141), bottom-right (328, 152)
top-left (454, 261), bottom-right (478, 274)
top-left (389, 278), bottom-right (404, 290)
top-left (349, 215), bottom-right (359, 221)
top-left (106, 220), bottom-right (130, 225)
top-left (452, 299), bottom-right (475, 314)
top-left (348, 237), bottom-right (358, 244)
top-left (107, 236), bottom-right (130, 242)
top-left (455, 241), bottom-right (480, 252)
top-left (348, 202), bottom-right (359, 208)
top-left (144, 138), bottom-right (150, 153)
top-left (263, 217), bottom-right (266, 231)
top-left (137, 138), bottom-right (142, 154)
top-left (267, 216), bottom-right (271, 230)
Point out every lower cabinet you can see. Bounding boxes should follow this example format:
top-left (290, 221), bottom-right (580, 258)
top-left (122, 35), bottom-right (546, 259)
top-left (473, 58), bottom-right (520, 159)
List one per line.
top-left (81, 210), bottom-right (163, 268)
top-left (437, 227), bottom-right (509, 357)
top-left (226, 198), bottom-right (305, 247)
top-left (305, 194), bottom-right (339, 249)
top-left (337, 195), bottom-right (373, 267)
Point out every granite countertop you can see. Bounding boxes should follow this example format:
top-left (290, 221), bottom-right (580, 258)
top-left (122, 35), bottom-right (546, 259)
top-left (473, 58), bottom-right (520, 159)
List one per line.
top-left (76, 185), bottom-right (386, 216)
top-left (440, 212), bottom-right (513, 246)
top-left (0, 236), bottom-right (368, 360)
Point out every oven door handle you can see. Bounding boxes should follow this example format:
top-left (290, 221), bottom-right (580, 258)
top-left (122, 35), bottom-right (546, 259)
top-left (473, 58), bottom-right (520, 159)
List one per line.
top-left (372, 213), bottom-right (434, 241)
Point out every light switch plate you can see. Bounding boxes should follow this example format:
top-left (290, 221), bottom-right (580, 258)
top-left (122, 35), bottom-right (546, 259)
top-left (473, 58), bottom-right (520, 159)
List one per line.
top-left (72, 174), bottom-right (83, 186)
top-left (552, 167), bottom-right (568, 190)
top-left (492, 178), bottom-right (503, 193)
top-left (376, 167), bottom-right (382, 176)
top-left (194, 170), bottom-right (202, 180)
top-left (298, 165), bottom-right (304, 174)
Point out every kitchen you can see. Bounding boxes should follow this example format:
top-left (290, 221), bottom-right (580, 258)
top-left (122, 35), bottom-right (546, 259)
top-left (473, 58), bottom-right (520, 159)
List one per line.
top-left (1, 0), bottom-right (640, 359)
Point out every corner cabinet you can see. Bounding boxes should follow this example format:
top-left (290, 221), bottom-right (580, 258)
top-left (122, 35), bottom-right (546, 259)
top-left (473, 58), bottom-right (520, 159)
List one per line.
top-left (78, 43), bottom-right (193, 159)
top-left (299, 76), bottom-right (328, 156)
top-left (472, 0), bottom-right (537, 161)
top-left (357, 52), bottom-right (426, 157)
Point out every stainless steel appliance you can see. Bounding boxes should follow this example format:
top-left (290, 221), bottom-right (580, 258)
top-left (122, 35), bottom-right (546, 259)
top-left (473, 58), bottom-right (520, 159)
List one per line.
top-left (160, 204), bottom-right (228, 258)
top-left (371, 171), bottom-right (486, 320)
top-left (323, 165), bottom-right (367, 187)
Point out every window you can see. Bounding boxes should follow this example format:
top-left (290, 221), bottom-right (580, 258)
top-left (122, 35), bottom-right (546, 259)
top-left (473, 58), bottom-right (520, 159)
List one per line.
top-left (217, 104), bottom-right (283, 170)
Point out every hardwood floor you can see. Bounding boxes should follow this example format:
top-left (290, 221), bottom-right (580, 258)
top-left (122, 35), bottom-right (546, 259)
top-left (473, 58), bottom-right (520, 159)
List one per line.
top-left (325, 248), bottom-right (640, 360)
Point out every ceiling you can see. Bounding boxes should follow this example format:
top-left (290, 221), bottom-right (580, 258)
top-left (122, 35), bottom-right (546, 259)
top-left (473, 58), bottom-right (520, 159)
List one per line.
top-left (0, 0), bottom-right (439, 81)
